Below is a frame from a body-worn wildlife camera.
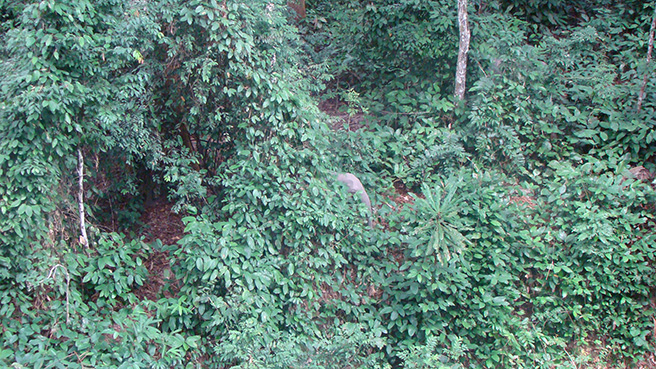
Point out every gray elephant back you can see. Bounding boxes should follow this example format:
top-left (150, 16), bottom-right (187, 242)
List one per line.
top-left (335, 173), bottom-right (373, 228)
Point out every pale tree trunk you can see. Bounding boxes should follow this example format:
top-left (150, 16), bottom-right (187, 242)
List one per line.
top-left (454, 0), bottom-right (470, 103)
top-left (77, 148), bottom-right (88, 247)
top-left (637, 5), bottom-right (656, 112)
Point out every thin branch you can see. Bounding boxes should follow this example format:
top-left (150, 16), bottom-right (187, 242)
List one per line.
top-left (380, 110), bottom-right (432, 116)
top-left (47, 264), bottom-right (70, 324)
top-left (637, 5), bottom-right (656, 112)
top-left (77, 148), bottom-right (88, 247)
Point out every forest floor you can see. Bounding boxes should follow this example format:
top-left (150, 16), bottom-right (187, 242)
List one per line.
top-left (318, 96), bottom-right (366, 131)
top-left (134, 199), bottom-right (184, 302)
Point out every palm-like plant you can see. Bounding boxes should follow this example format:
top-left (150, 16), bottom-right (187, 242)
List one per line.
top-left (412, 178), bottom-right (470, 263)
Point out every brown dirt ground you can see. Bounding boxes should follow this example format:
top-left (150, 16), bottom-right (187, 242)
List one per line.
top-left (133, 199), bottom-right (183, 301)
top-left (318, 97), bottom-right (366, 131)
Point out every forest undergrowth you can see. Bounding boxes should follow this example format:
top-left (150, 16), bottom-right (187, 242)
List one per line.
top-left (1, 0), bottom-right (655, 368)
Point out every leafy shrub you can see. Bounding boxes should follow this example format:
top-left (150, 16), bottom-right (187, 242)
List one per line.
top-left (0, 233), bottom-right (202, 368)
top-left (466, 5), bottom-right (656, 168)
top-left (524, 157), bottom-right (656, 357)
top-left (78, 233), bottom-right (149, 305)
top-left (215, 320), bottom-right (388, 369)
top-left (165, 132), bottom-right (376, 332)
top-left (374, 170), bottom-right (553, 367)
top-left (327, 122), bottom-right (466, 191)
top-left (308, 0), bottom-right (458, 131)
top-left (4, 302), bottom-right (199, 368)
top-left (397, 335), bottom-right (466, 369)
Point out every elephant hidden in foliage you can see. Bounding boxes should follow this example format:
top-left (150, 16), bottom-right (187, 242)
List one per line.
top-left (335, 173), bottom-right (373, 229)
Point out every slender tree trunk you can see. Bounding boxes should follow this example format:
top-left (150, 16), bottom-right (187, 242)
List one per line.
top-left (179, 122), bottom-right (201, 171)
top-left (454, 0), bottom-right (471, 103)
top-left (637, 5), bottom-right (656, 112)
top-left (77, 148), bottom-right (88, 247)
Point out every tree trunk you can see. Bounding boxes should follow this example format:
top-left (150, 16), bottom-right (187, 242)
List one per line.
top-left (179, 122), bottom-right (201, 171)
top-left (637, 5), bottom-right (656, 112)
top-left (77, 148), bottom-right (88, 247)
top-left (454, 0), bottom-right (470, 103)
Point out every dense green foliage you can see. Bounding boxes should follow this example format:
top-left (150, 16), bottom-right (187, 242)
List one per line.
top-left (1, 0), bottom-right (654, 368)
